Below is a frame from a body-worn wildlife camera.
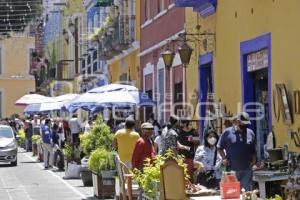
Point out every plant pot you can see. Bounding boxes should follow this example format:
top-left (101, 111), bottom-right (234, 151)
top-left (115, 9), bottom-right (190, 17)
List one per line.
top-left (101, 170), bottom-right (117, 185)
top-left (81, 168), bottom-right (93, 186)
top-left (32, 143), bottom-right (38, 156)
top-left (92, 172), bottom-right (115, 199)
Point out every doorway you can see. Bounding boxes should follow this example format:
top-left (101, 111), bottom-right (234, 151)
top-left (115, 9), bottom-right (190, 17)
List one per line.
top-left (145, 89), bottom-right (153, 121)
top-left (252, 69), bottom-right (269, 160)
top-left (173, 82), bottom-right (183, 117)
top-left (199, 62), bottom-right (213, 141)
top-left (241, 33), bottom-right (272, 161)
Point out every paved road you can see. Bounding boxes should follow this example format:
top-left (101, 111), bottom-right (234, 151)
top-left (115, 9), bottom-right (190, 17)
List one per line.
top-left (0, 150), bottom-right (96, 200)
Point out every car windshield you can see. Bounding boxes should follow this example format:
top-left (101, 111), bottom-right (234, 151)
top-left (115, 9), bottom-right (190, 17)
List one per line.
top-left (0, 127), bottom-right (14, 138)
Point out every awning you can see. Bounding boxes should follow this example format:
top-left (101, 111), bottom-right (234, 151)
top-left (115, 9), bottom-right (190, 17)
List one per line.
top-left (175, 0), bottom-right (217, 17)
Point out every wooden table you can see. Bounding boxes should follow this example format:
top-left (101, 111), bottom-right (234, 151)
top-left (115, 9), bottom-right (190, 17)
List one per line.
top-left (252, 170), bottom-right (289, 199)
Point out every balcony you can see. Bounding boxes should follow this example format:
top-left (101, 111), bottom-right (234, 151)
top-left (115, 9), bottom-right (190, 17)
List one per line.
top-left (96, 15), bottom-right (135, 60)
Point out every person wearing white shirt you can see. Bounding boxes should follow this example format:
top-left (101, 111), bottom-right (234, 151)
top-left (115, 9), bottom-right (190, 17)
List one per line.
top-left (68, 114), bottom-right (81, 144)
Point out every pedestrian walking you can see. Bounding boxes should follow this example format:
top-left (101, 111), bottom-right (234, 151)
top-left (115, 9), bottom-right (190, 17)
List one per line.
top-left (154, 126), bottom-right (164, 154)
top-left (147, 113), bottom-right (161, 140)
top-left (160, 115), bottom-right (190, 155)
top-left (25, 120), bottom-right (33, 152)
top-left (31, 115), bottom-right (41, 135)
top-left (132, 122), bottom-right (156, 170)
top-left (68, 114), bottom-right (81, 145)
top-left (112, 116), bottom-right (140, 169)
top-left (42, 119), bottom-right (54, 169)
top-left (217, 112), bottom-right (256, 191)
top-left (178, 119), bottom-right (199, 179)
top-left (194, 129), bottom-right (222, 188)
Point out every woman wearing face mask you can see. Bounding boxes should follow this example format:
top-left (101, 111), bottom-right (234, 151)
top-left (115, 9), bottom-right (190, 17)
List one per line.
top-left (194, 129), bottom-right (222, 189)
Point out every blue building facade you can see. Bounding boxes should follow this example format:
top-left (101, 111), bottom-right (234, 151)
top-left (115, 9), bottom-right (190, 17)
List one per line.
top-left (84, 0), bottom-right (109, 90)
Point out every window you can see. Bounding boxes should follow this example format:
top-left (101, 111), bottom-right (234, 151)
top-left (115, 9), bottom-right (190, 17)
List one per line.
top-left (93, 62), bottom-right (98, 72)
top-left (93, 50), bottom-right (97, 60)
top-left (158, 0), bottom-right (164, 13)
top-left (94, 13), bottom-right (99, 28)
top-left (81, 59), bottom-right (85, 70)
top-left (29, 48), bottom-right (34, 67)
top-left (158, 68), bottom-right (164, 124)
top-left (145, 0), bottom-right (151, 21)
top-left (174, 82), bottom-right (183, 116)
top-left (88, 55), bottom-right (91, 65)
top-left (88, 21), bottom-right (93, 35)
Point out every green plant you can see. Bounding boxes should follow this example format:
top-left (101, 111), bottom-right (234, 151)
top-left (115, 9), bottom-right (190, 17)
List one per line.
top-left (133, 150), bottom-right (189, 198)
top-left (17, 129), bottom-right (25, 146)
top-left (80, 116), bottom-right (114, 156)
top-left (88, 148), bottom-right (116, 175)
top-left (32, 135), bottom-right (41, 144)
top-left (267, 195), bottom-right (283, 200)
top-left (63, 143), bottom-right (73, 161)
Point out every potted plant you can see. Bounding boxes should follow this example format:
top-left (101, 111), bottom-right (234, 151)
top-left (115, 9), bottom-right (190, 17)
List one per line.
top-left (31, 135), bottom-right (40, 156)
top-left (63, 142), bottom-right (82, 179)
top-left (133, 150), bottom-right (190, 199)
top-left (79, 116), bottom-right (114, 188)
top-left (88, 148), bottom-right (116, 199)
top-left (17, 129), bottom-right (26, 149)
top-left (79, 133), bottom-right (93, 186)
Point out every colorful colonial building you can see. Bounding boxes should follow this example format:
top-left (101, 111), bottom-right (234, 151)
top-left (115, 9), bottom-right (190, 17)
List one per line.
top-left (0, 35), bottom-right (36, 117)
top-left (178, 0), bottom-right (300, 154)
top-left (140, 0), bottom-right (186, 124)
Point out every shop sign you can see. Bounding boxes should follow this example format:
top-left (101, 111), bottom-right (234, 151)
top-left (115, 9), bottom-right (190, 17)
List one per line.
top-left (247, 49), bottom-right (268, 72)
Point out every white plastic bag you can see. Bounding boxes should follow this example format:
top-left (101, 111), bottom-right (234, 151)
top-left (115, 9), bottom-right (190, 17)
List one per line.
top-left (64, 162), bottom-right (81, 179)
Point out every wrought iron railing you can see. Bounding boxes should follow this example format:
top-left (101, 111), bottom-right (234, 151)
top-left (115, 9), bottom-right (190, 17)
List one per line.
top-left (98, 14), bottom-right (136, 60)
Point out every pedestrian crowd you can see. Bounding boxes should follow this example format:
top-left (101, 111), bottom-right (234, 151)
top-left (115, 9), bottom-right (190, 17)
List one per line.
top-left (113, 111), bottom-right (256, 191)
top-left (0, 111), bottom-right (257, 191)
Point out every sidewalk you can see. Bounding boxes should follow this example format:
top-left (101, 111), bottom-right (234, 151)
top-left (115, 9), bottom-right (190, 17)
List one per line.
top-left (21, 149), bottom-right (114, 200)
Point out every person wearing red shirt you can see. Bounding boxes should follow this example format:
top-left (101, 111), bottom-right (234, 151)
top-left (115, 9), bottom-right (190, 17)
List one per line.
top-left (132, 122), bottom-right (156, 170)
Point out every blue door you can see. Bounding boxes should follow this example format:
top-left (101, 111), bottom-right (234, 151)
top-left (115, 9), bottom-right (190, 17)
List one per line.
top-left (199, 63), bottom-right (213, 142)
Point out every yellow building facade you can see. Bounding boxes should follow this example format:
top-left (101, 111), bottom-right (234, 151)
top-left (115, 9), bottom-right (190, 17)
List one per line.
top-left (0, 36), bottom-right (35, 117)
top-left (108, 0), bottom-right (140, 88)
top-left (214, 0), bottom-right (300, 153)
top-left (185, 1), bottom-right (300, 153)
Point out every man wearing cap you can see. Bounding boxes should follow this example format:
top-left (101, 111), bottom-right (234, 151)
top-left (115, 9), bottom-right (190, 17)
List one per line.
top-left (217, 112), bottom-right (256, 191)
top-left (112, 116), bottom-right (140, 169)
top-left (132, 122), bottom-right (156, 170)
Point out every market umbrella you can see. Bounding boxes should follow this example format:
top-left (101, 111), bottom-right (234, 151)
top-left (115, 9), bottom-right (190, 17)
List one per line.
top-left (15, 94), bottom-right (48, 106)
top-left (53, 93), bottom-right (79, 102)
top-left (88, 83), bottom-right (138, 93)
top-left (67, 87), bottom-right (154, 113)
top-left (24, 102), bottom-right (62, 114)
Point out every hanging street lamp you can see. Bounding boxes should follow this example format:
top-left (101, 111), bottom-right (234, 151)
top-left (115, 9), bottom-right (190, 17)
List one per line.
top-left (178, 42), bottom-right (193, 67)
top-left (161, 46), bottom-right (175, 69)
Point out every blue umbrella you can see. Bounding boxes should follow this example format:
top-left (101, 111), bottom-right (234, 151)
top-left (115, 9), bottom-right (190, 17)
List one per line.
top-left (24, 102), bottom-right (61, 114)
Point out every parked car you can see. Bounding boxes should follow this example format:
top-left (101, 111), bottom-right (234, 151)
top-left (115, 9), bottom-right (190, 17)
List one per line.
top-left (0, 125), bottom-right (18, 166)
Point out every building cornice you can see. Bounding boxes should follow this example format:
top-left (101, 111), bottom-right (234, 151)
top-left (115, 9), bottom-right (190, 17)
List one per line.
top-left (139, 30), bottom-right (185, 57)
